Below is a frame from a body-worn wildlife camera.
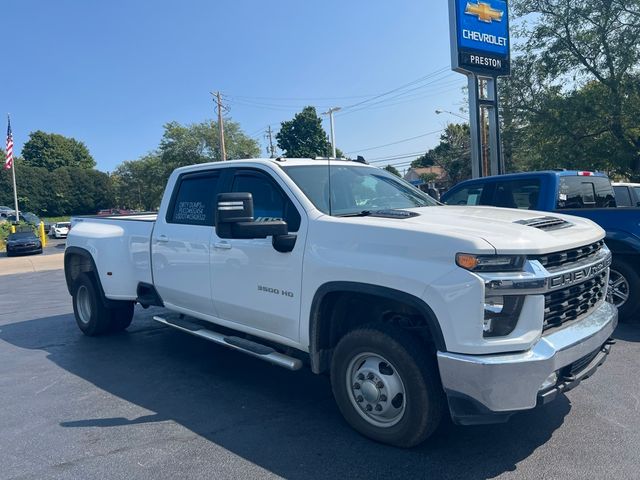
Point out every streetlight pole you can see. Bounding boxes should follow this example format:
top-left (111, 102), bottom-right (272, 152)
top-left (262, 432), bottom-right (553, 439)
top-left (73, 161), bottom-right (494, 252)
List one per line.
top-left (322, 107), bottom-right (341, 158)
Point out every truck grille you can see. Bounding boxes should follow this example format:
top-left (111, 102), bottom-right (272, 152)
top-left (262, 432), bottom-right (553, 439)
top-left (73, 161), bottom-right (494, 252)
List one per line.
top-left (532, 240), bottom-right (605, 270)
top-left (543, 271), bottom-right (607, 330)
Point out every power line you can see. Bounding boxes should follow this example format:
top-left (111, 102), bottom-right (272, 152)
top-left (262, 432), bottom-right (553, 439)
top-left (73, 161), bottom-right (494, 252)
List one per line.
top-left (338, 75), bottom-right (461, 117)
top-left (346, 129), bottom-right (443, 155)
top-left (340, 66), bottom-right (450, 111)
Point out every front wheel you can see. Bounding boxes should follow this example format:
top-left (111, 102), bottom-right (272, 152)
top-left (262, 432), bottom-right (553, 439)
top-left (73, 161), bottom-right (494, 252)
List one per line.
top-left (609, 258), bottom-right (640, 324)
top-left (330, 324), bottom-right (445, 448)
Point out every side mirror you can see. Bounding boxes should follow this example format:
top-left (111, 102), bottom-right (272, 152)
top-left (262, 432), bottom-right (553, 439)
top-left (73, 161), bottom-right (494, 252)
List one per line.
top-left (215, 192), bottom-right (289, 240)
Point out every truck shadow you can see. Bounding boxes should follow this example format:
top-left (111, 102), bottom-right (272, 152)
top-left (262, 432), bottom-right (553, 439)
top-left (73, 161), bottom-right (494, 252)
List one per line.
top-left (612, 323), bottom-right (640, 342)
top-left (0, 309), bottom-right (572, 480)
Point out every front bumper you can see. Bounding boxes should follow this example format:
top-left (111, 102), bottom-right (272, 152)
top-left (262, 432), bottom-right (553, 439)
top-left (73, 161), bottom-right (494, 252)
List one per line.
top-left (437, 301), bottom-right (617, 425)
top-left (7, 244), bottom-right (42, 255)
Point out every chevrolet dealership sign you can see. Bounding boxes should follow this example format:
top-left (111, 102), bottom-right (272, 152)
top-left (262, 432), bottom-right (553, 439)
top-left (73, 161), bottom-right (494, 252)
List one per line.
top-left (449, 0), bottom-right (511, 76)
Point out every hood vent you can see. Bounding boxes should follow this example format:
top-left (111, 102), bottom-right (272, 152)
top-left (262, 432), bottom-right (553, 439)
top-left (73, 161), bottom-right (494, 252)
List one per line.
top-left (514, 216), bottom-right (572, 231)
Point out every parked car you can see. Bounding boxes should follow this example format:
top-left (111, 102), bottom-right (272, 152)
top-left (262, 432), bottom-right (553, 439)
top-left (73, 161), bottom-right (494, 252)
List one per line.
top-left (612, 182), bottom-right (640, 207)
top-left (49, 222), bottom-right (71, 238)
top-left (5, 231), bottom-right (43, 257)
top-left (441, 170), bottom-right (640, 323)
top-left (7, 212), bottom-right (51, 232)
top-left (65, 158), bottom-right (616, 447)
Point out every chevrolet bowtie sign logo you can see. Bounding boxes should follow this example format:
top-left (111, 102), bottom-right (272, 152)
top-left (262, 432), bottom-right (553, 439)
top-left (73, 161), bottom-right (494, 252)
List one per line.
top-left (465, 1), bottom-right (503, 23)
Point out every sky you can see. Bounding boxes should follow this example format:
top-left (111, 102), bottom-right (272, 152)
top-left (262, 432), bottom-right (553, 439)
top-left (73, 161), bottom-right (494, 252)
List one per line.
top-left (3, 0), bottom-right (468, 176)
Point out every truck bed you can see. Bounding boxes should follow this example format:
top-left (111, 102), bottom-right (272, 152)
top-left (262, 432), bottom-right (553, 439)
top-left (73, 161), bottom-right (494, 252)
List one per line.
top-left (67, 214), bottom-right (157, 301)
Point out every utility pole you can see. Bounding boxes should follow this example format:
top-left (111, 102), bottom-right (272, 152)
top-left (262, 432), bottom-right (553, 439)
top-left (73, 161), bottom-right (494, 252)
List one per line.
top-left (322, 107), bottom-right (341, 158)
top-left (213, 91), bottom-right (227, 161)
top-left (265, 125), bottom-right (276, 158)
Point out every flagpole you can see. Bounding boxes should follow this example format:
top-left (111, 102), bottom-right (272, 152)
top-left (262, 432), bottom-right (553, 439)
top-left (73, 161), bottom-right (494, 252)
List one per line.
top-left (11, 152), bottom-right (19, 223)
top-left (6, 114), bottom-right (19, 222)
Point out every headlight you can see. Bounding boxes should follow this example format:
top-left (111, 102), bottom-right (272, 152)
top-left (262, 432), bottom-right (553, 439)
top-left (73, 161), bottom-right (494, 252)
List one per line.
top-left (483, 295), bottom-right (525, 337)
top-left (456, 253), bottom-right (525, 272)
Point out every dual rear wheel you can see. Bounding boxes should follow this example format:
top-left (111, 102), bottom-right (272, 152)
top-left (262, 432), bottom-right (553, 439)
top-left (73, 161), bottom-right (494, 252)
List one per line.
top-left (72, 273), bottom-right (134, 336)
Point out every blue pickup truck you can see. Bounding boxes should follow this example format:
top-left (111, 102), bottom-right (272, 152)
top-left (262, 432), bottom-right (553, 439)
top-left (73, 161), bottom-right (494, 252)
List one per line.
top-left (441, 170), bottom-right (640, 323)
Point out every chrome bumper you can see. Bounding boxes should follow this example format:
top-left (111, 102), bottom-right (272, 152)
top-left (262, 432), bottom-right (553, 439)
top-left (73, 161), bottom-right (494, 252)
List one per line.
top-left (437, 301), bottom-right (617, 425)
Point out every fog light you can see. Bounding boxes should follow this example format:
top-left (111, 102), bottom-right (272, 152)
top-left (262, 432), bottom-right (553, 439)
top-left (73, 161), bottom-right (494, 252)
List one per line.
top-left (540, 372), bottom-right (558, 391)
top-left (483, 295), bottom-right (524, 337)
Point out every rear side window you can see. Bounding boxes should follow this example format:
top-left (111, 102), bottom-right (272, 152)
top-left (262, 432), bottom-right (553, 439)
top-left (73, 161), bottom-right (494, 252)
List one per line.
top-left (557, 176), bottom-right (616, 209)
top-left (492, 179), bottom-right (541, 210)
top-left (169, 173), bottom-right (221, 226)
top-left (613, 186), bottom-right (632, 207)
top-left (445, 185), bottom-right (485, 206)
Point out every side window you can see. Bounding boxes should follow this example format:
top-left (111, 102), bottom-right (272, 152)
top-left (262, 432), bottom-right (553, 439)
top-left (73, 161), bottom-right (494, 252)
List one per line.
top-left (232, 171), bottom-right (301, 232)
top-left (169, 173), bottom-right (220, 226)
top-left (634, 187), bottom-right (640, 205)
top-left (557, 177), bottom-right (615, 209)
top-left (445, 185), bottom-right (485, 206)
top-left (492, 179), bottom-right (541, 210)
top-left (613, 186), bottom-right (632, 207)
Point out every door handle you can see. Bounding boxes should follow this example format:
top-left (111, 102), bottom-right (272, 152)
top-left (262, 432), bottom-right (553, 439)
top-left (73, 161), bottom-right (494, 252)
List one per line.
top-left (157, 234), bottom-right (169, 243)
top-left (213, 241), bottom-right (232, 250)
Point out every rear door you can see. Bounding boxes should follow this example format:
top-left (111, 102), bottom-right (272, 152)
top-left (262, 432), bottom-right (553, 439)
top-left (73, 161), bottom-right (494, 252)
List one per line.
top-left (152, 170), bottom-right (222, 316)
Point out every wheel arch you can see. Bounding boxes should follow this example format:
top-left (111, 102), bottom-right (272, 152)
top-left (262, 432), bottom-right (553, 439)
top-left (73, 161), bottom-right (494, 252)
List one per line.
top-left (308, 282), bottom-right (446, 374)
top-left (64, 247), bottom-right (113, 307)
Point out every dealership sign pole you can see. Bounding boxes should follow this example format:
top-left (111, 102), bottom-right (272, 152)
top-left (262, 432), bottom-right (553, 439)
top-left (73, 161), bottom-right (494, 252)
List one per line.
top-left (449, 0), bottom-right (510, 178)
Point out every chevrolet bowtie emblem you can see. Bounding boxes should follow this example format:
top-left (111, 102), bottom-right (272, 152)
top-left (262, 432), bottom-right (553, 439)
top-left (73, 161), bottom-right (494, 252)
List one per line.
top-left (465, 1), bottom-right (504, 23)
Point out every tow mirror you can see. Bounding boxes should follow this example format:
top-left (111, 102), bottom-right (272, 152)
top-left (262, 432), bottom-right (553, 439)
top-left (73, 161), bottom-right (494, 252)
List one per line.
top-left (216, 192), bottom-right (254, 224)
top-left (215, 192), bottom-right (290, 242)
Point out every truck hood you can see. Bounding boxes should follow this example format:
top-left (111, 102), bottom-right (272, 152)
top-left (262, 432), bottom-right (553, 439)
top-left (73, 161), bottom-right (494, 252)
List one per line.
top-left (353, 206), bottom-right (605, 255)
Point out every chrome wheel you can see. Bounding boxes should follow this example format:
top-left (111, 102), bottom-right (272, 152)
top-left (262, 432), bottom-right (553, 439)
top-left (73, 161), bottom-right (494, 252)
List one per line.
top-left (76, 285), bottom-right (92, 325)
top-left (608, 269), bottom-right (630, 308)
top-left (346, 352), bottom-right (406, 428)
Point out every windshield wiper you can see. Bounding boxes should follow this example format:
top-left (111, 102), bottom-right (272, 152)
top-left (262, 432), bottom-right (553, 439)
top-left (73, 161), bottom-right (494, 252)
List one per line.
top-left (335, 210), bottom-right (372, 217)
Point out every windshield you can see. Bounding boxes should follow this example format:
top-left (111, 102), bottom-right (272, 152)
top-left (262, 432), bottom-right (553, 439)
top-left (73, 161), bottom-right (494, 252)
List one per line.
top-left (283, 165), bottom-right (438, 216)
top-left (9, 232), bottom-right (36, 240)
top-left (56, 223), bottom-right (71, 228)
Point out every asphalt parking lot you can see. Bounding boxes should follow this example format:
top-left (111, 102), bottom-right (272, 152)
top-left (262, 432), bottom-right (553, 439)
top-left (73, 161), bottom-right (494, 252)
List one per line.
top-left (0, 268), bottom-right (638, 480)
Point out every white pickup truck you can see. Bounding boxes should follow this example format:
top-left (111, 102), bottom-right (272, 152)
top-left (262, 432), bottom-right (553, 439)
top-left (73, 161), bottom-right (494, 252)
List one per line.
top-left (65, 158), bottom-right (617, 447)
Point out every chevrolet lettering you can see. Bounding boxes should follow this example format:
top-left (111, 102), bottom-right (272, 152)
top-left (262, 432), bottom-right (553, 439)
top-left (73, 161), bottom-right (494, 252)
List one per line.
top-left (549, 259), bottom-right (611, 289)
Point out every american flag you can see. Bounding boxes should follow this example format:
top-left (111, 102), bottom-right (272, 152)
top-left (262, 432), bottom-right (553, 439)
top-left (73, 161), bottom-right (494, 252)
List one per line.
top-left (4, 116), bottom-right (13, 170)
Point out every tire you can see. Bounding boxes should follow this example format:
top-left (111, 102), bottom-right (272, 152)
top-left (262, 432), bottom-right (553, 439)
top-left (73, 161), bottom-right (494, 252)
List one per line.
top-left (72, 273), bottom-right (113, 336)
top-left (108, 302), bottom-right (134, 332)
top-left (609, 257), bottom-right (640, 324)
top-left (330, 323), bottom-right (445, 448)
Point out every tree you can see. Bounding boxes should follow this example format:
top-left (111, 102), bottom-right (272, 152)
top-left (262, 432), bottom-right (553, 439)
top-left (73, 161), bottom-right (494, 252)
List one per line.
top-left (412, 124), bottom-right (471, 187)
top-left (507, 0), bottom-right (640, 177)
top-left (22, 131), bottom-right (96, 171)
top-left (159, 119), bottom-right (260, 169)
top-left (276, 107), bottom-right (332, 158)
top-left (0, 156), bottom-right (113, 216)
top-left (384, 165), bottom-right (401, 177)
top-left (111, 154), bottom-right (166, 211)
top-left (111, 119), bottom-right (260, 210)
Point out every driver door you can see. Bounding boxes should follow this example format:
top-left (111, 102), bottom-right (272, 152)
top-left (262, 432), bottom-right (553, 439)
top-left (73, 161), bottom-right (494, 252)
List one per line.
top-left (210, 168), bottom-right (306, 341)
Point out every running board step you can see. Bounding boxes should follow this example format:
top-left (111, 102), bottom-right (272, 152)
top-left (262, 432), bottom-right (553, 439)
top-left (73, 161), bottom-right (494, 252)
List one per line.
top-left (152, 314), bottom-right (303, 371)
